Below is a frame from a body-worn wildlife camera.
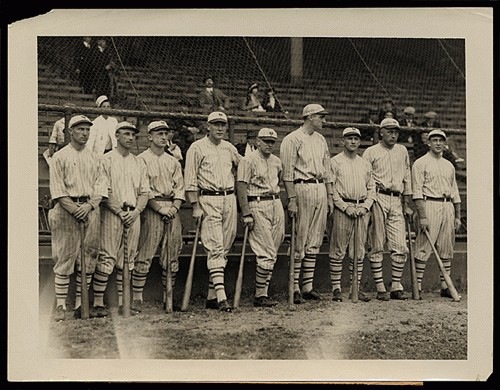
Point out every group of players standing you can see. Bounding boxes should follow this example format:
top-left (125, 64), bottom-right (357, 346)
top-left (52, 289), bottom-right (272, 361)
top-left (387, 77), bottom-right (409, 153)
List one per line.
top-left (48, 101), bottom-right (461, 321)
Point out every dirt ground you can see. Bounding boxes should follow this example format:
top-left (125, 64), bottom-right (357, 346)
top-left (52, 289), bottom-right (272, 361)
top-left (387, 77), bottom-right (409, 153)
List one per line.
top-left (40, 289), bottom-right (467, 361)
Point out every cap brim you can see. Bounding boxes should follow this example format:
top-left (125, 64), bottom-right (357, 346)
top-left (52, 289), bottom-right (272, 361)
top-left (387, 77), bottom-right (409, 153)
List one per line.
top-left (71, 120), bottom-right (93, 127)
top-left (343, 132), bottom-right (361, 137)
top-left (149, 125), bottom-right (170, 132)
top-left (259, 137), bottom-right (277, 140)
top-left (208, 119), bottom-right (227, 124)
top-left (382, 125), bottom-right (400, 130)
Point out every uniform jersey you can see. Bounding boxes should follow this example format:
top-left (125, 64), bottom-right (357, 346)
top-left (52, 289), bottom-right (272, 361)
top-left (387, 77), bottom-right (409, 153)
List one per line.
top-left (236, 149), bottom-right (282, 196)
top-left (361, 142), bottom-right (411, 194)
top-left (87, 115), bottom-right (118, 154)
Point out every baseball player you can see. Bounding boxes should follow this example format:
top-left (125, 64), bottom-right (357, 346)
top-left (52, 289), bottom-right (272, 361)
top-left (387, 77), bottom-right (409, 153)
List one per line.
top-left (46, 103), bottom-right (77, 158)
top-left (48, 115), bottom-right (108, 321)
top-left (87, 95), bottom-right (118, 155)
top-left (280, 103), bottom-right (334, 304)
top-left (184, 111), bottom-right (242, 312)
top-left (133, 120), bottom-right (185, 311)
top-left (92, 121), bottom-right (149, 317)
top-left (411, 129), bottom-right (461, 299)
top-left (328, 128), bottom-right (376, 302)
top-left (236, 128), bottom-right (285, 307)
top-left (362, 117), bottom-right (413, 301)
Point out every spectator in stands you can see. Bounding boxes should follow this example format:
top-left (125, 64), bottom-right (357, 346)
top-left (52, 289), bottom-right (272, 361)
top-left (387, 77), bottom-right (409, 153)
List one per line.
top-left (170, 97), bottom-right (205, 166)
top-left (236, 129), bottom-right (258, 156)
top-left (241, 83), bottom-right (265, 112)
top-left (87, 95), bottom-right (118, 155)
top-left (378, 98), bottom-right (398, 124)
top-left (398, 106), bottom-right (417, 143)
top-left (198, 76), bottom-right (230, 114)
top-left (46, 102), bottom-right (77, 159)
top-left (420, 111), bottom-right (441, 128)
top-left (93, 37), bottom-right (116, 98)
top-left (165, 126), bottom-right (183, 163)
top-left (357, 106), bottom-right (379, 143)
top-left (74, 37), bottom-right (95, 95)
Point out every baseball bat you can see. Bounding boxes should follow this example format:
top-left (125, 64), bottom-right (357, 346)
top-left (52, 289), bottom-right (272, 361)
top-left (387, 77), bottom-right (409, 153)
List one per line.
top-left (180, 218), bottom-right (201, 312)
top-left (162, 220), bottom-right (173, 313)
top-left (423, 229), bottom-right (461, 302)
top-left (79, 222), bottom-right (90, 320)
top-left (288, 215), bottom-right (296, 309)
top-left (122, 226), bottom-right (131, 317)
top-left (233, 225), bottom-right (249, 309)
top-left (351, 217), bottom-right (359, 303)
top-left (405, 217), bottom-right (420, 300)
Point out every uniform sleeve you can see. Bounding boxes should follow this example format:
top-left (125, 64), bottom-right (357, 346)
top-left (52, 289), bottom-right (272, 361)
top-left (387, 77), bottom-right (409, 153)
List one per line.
top-left (450, 167), bottom-right (461, 204)
top-left (237, 157), bottom-right (253, 183)
top-left (280, 136), bottom-right (297, 182)
top-left (322, 139), bottom-right (333, 183)
top-left (364, 162), bottom-right (376, 210)
top-left (411, 160), bottom-right (424, 200)
top-left (184, 144), bottom-right (200, 192)
top-left (93, 156), bottom-right (113, 211)
top-left (137, 158), bottom-right (150, 196)
top-left (402, 147), bottom-right (412, 195)
top-left (330, 158), bottom-right (348, 212)
top-left (172, 160), bottom-right (186, 201)
top-left (49, 154), bottom-right (69, 200)
top-left (229, 143), bottom-right (242, 168)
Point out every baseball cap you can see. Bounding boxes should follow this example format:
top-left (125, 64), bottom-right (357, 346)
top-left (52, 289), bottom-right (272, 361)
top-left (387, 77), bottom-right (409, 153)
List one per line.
top-left (116, 121), bottom-right (139, 134)
top-left (96, 95), bottom-right (109, 107)
top-left (403, 106), bottom-right (416, 115)
top-left (380, 118), bottom-right (400, 129)
top-left (302, 104), bottom-right (329, 117)
top-left (207, 111), bottom-right (228, 124)
top-left (248, 83), bottom-right (259, 92)
top-left (428, 129), bottom-right (447, 140)
top-left (424, 111), bottom-right (438, 119)
top-left (68, 115), bottom-right (93, 128)
top-left (247, 129), bottom-right (258, 138)
top-left (147, 120), bottom-right (170, 133)
top-left (257, 128), bottom-right (278, 140)
top-left (342, 127), bottom-right (361, 138)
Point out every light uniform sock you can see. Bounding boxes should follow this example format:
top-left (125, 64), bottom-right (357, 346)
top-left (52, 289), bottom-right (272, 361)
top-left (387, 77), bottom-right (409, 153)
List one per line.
top-left (132, 269), bottom-right (148, 302)
top-left (207, 279), bottom-right (217, 300)
top-left (209, 267), bottom-right (227, 302)
top-left (390, 261), bottom-right (405, 291)
top-left (255, 265), bottom-right (270, 298)
top-left (92, 269), bottom-right (109, 307)
top-left (370, 261), bottom-right (386, 292)
top-left (415, 258), bottom-right (427, 291)
top-left (329, 257), bottom-right (343, 292)
top-left (55, 273), bottom-right (70, 309)
top-left (439, 258), bottom-right (452, 289)
top-left (301, 254), bottom-right (317, 293)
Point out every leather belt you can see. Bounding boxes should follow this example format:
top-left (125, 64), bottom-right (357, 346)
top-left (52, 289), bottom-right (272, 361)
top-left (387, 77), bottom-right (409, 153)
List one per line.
top-left (342, 198), bottom-right (366, 204)
top-left (377, 188), bottom-right (401, 196)
top-left (248, 194), bottom-right (280, 202)
top-left (294, 178), bottom-right (324, 184)
top-left (154, 196), bottom-right (174, 201)
top-left (425, 196), bottom-right (452, 202)
top-left (70, 196), bottom-right (90, 203)
top-left (200, 189), bottom-right (234, 196)
top-left (122, 205), bottom-right (136, 211)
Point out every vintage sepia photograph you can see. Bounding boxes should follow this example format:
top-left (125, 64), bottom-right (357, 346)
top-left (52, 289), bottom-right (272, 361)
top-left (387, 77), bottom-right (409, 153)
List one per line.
top-left (7, 8), bottom-right (493, 383)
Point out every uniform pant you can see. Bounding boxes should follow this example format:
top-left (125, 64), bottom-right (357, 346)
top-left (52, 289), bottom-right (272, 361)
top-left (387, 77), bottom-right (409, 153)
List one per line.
top-left (48, 202), bottom-right (100, 276)
top-left (368, 193), bottom-right (408, 264)
top-left (96, 207), bottom-right (141, 275)
top-left (199, 193), bottom-right (237, 270)
top-left (329, 207), bottom-right (370, 261)
top-left (414, 200), bottom-right (455, 261)
top-left (248, 198), bottom-right (285, 270)
top-left (135, 201), bottom-right (182, 273)
top-left (294, 183), bottom-right (327, 260)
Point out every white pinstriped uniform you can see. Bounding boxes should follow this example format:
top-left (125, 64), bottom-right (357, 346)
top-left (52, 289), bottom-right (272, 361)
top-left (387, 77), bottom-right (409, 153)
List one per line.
top-left (97, 150), bottom-right (150, 275)
top-left (412, 152), bottom-right (461, 260)
top-left (328, 152), bottom-right (375, 260)
top-left (135, 149), bottom-right (186, 273)
top-left (184, 136), bottom-right (241, 269)
top-left (362, 143), bottom-right (412, 263)
top-left (48, 144), bottom-right (108, 275)
top-left (280, 127), bottom-right (332, 260)
top-left (237, 150), bottom-right (285, 270)
top-left (87, 115), bottom-right (118, 154)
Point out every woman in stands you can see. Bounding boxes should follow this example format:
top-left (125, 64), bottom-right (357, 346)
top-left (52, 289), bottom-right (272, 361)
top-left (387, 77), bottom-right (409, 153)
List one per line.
top-left (241, 83), bottom-right (265, 112)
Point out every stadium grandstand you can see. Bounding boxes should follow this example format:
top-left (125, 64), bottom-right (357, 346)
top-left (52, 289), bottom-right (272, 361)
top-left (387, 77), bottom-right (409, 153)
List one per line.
top-left (38, 36), bottom-right (467, 244)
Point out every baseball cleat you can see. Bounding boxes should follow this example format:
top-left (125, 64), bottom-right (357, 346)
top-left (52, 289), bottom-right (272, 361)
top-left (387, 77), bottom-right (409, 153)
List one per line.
top-left (218, 300), bottom-right (233, 312)
top-left (293, 291), bottom-right (305, 304)
top-left (390, 290), bottom-right (408, 300)
top-left (376, 291), bottom-right (390, 301)
top-left (54, 305), bottom-right (66, 321)
top-left (205, 298), bottom-right (219, 310)
top-left (350, 292), bottom-right (371, 302)
top-left (332, 288), bottom-right (343, 302)
top-left (254, 296), bottom-right (278, 307)
top-left (440, 288), bottom-right (454, 299)
top-left (302, 289), bottom-right (322, 300)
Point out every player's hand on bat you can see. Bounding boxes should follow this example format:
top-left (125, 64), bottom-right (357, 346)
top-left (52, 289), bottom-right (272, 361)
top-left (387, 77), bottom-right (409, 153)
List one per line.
top-left (287, 197), bottom-right (297, 218)
top-left (419, 217), bottom-right (429, 231)
top-left (454, 218), bottom-right (461, 232)
top-left (356, 206), bottom-right (368, 217)
top-left (192, 204), bottom-right (204, 223)
top-left (345, 205), bottom-right (357, 218)
top-left (327, 197), bottom-right (334, 217)
top-left (73, 203), bottom-right (92, 221)
top-left (241, 215), bottom-right (254, 230)
top-left (404, 204), bottom-right (414, 218)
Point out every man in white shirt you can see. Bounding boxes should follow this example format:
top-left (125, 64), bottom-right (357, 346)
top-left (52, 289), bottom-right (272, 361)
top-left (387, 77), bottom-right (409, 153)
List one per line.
top-left (87, 95), bottom-right (118, 155)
